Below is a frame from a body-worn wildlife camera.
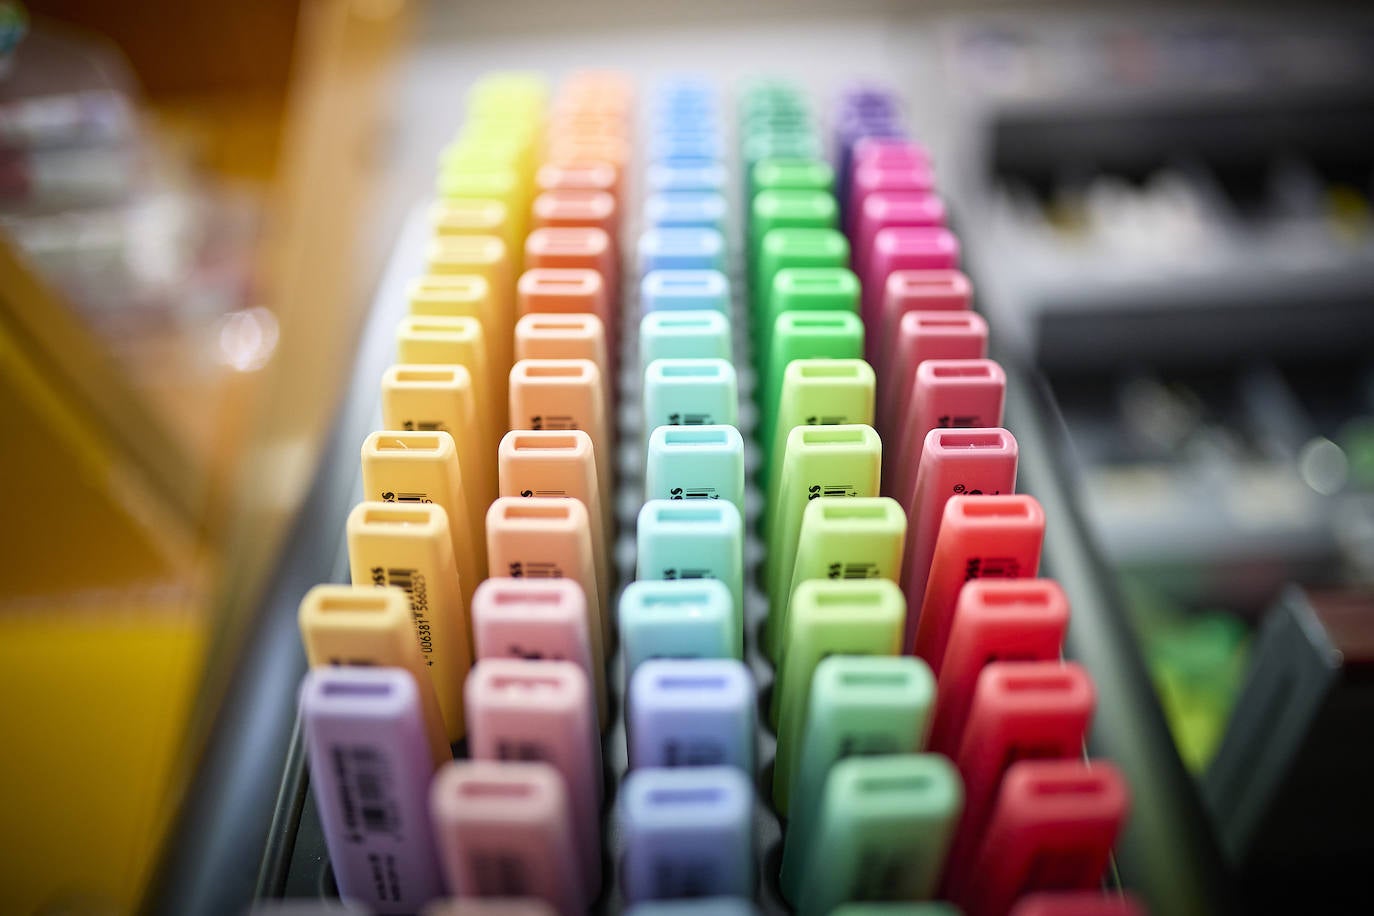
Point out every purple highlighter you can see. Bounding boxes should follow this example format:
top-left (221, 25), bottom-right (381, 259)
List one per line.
top-left (627, 658), bottom-right (756, 773)
top-left (300, 667), bottom-right (443, 914)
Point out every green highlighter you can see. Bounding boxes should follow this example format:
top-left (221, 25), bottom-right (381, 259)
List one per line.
top-left (760, 312), bottom-right (866, 443)
top-left (762, 424), bottom-right (881, 621)
top-left (794, 754), bottom-right (963, 916)
top-left (763, 357), bottom-right (874, 493)
top-left (751, 157), bottom-right (836, 200)
top-left (752, 228), bottom-right (850, 333)
top-left (773, 496), bottom-right (906, 671)
top-left (757, 267), bottom-right (860, 378)
top-left (779, 655), bottom-right (937, 904)
top-left (771, 578), bottom-right (905, 813)
top-left (749, 190), bottom-right (838, 265)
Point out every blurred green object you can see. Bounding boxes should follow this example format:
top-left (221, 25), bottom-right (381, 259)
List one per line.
top-left (1338, 416), bottom-right (1374, 490)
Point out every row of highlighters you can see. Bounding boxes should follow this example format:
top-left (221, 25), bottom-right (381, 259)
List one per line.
top-left (288, 71), bottom-right (1143, 916)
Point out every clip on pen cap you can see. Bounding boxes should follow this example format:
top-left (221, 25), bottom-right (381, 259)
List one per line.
top-left (381, 363), bottom-right (497, 534)
top-left (497, 429), bottom-right (610, 638)
top-left (891, 358), bottom-right (1006, 506)
top-left (794, 754), bottom-right (962, 916)
top-left (465, 659), bottom-right (602, 897)
top-left (628, 658), bottom-right (756, 772)
top-left (901, 428), bottom-right (1018, 622)
top-left (531, 189), bottom-right (618, 242)
top-left (753, 229), bottom-right (850, 333)
top-left (642, 358), bottom-right (739, 444)
top-left (300, 667), bottom-right (443, 913)
top-left (298, 584), bottom-right (451, 767)
top-left (638, 227), bottom-right (728, 275)
top-left (429, 760), bottom-right (586, 915)
top-left (485, 497), bottom-right (604, 678)
top-left (645, 424), bottom-right (745, 515)
top-left (853, 191), bottom-right (947, 279)
top-left (640, 310), bottom-right (732, 378)
top-left (952, 759), bottom-right (1129, 916)
top-left (619, 579), bottom-right (739, 674)
top-left (878, 308), bottom-right (985, 441)
top-left (759, 314), bottom-right (866, 448)
top-left (762, 424), bottom-right (883, 655)
top-left (396, 314), bottom-right (499, 440)
top-left (618, 766), bottom-right (755, 903)
top-left (943, 661), bottom-right (1097, 896)
top-left (862, 227), bottom-right (960, 344)
top-left (912, 494), bottom-right (1044, 669)
top-left (470, 577), bottom-right (604, 729)
top-left (362, 430), bottom-right (485, 608)
top-left (847, 159), bottom-right (937, 238)
top-left (524, 227), bottom-right (618, 303)
top-left (779, 655), bottom-right (936, 903)
top-left (1008, 892), bottom-right (1147, 916)
top-left (929, 579), bottom-right (1070, 756)
top-left (347, 501), bottom-right (473, 742)
top-left (641, 269), bottom-right (731, 314)
top-left (771, 579), bottom-right (906, 813)
top-left (776, 496), bottom-right (906, 669)
top-left (635, 499), bottom-right (745, 656)
top-left (763, 359), bottom-right (877, 511)
top-left (644, 190), bottom-right (729, 233)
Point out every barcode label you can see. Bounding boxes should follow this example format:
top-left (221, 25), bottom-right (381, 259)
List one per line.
top-left (472, 852), bottom-right (529, 895)
top-left (669, 486), bottom-right (720, 500)
top-left (380, 491), bottom-right (432, 503)
top-left (333, 744), bottom-right (401, 843)
top-left (827, 561), bottom-right (880, 580)
top-left (662, 567), bottom-right (710, 580)
top-left (964, 556), bottom-right (1022, 580)
top-left (804, 414), bottom-right (848, 425)
top-left (373, 568), bottom-right (434, 662)
top-left (401, 420), bottom-right (445, 431)
top-left (661, 739), bottom-right (724, 766)
top-left (518, 488), bottom-right (567, 497)
top-left (530, 414), bottom-right (577, 430)
top-left (808, 483), bottom-right (858, 499)
top-left (507, 561), bottom-right (562, 578)
top-left (837, 732), bottom-right (901, 757)
top-left (937, 413), bottom-right (982, 428)
top-left (667, 412), bottom-right (713, 425)
top-left (852, 846), bottom-right (905, 899)
top-left (653, 858), bottom-right (716, 897)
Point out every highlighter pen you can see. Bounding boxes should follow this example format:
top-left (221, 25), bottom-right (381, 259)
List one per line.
top-left (749, 189), bottom-right (839, 267)
top-left (645, 424), bottom-right (745, 514)
top-left (942, 662), bottom-right (1096, 899)
top-left (794, 754), bottom-right (962, 916)
top-left (429, 761), bottom-right (586, 915)
top-left (853, 191), bottom-right (947, 280)
top-left (536, 161), bottom-right (619, 204)
top-left (627, 658), bottom-right (756, 772)
top-left (879, 310), bottom-right (986, 442)
top-left (1010, 892), bottom-right (1147, 916)
top-left (953, 760), bottom-right (1128, 916)
top-left (429, 197), bottom-right (512, 253)
top-left (775, 496), bottom-right (906, 668)
top-left (382, 363), bottom-right (497, 533)
top-left (508, 359), bottom-right (613, 533)
top-left (619, 579), bottom-right (738, 674)
top-left (396, 315), bottom-right (497, 445)
top-left (497, 430), bottom-right (610, 633)
top-left (639, 310), bottom-right (731, 378)
top-left (928, 579), bottom-right (1070, 757)
top-left (408, 273), bottom-right (494, 328)
top-left (485, 497), bottom-right (604, 682)
top-left (771, 579), bottom-right (905, 812)
top-left (470, 577), bottom-right (604, 730)
top-left (644, 190), bottom-right (729, 233)
top-left (515, 268), bottom-right (613, 361)
top-left (362, 430), bottom-right (484, 611)
top-left (638, 227), bottom-right (728, 275)
top-left (347, 501), bottom-right (472, 742)
top-left (874, 270), bottom-right (972, 384)
top-left (300, 667), bottom-right (444, 913)
top-left (750, 157), bottom-right (835, 201)
top-left (862, 228), bottom-right (960, 349)
top-left (635, 499), bottom-right (744, 656)
top-left (513, 314), bottom-right (612, 425)
top-left (618, 766), bottom-right (755, 903)
top-left (891, 358), bottom-right (1006, 508)
top-left (642, 358), bottom-right (739, 445)
top-left (901, 428), bottom-right (1018, 639)
top-left (760, 312), bottom-right (866, 443)
top-left (531, 189), bottom-right (618, 243)
top-left (778, 656), bottom-right (936, 904)
top-left (424, 234), bottom-right (514, 386)
top-left (646, 160), bottom-right (729, 194)
top-left (465, 659), bottom-right (602, 899)
top-left (763, 425), bottom-right (882, 656)
top-left (298, 584), bottom-right (450, 767)
top-left (525, 227), bottom-right (618, 305)
top-left (847, 158), bottom-right (936, 239)
top-left (757, 267), bottom-right (860, 379)
top-left (753, 229), bottom-right (850, 336)
top-left (436, 170), bottom-right (526, 247)
top-left (912, 494), bottom-right (1044, 672)
top-left (640, 269), bottom-right (731, 314)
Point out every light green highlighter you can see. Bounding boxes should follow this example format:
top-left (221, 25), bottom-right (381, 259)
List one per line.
top-left (760, 311), bottom-right (866, 442)
top-left (764, 358), bottom-right (875, 506)
top-left (771, 578), bottom-right (904, 813)
top-left (757, 266), bottom-right (860, 378)
top-left (779, 655), bottom-right (936, 905)
top-left (794, 754), bottom-right (964, 916)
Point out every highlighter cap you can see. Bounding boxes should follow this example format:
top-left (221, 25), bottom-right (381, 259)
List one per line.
top-left (619, 579), bottom-right (738, 673)
top-left (641, 269), bottom-right (731, 313)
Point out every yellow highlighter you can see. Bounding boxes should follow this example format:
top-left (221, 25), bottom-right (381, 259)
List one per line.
top-left (297, 584), bottom-right (451, 766)
top-left (381, 363), bottom-right (496, 544)
top-left (408, 274), bottom-right (494, 324)
top-left (346, 501), bottom-right (473, 741)
top-left (425, 234), bottom-right (515, 391)
top-left (361, 431), bottom-right (484, 613)
top-left (395, 315), bottom-right (496, 448)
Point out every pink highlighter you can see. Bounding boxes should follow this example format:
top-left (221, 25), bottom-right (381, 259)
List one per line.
top-left (429, 760), bottom-right (586, 915)
top-left (465, 659), bottom-right (603, 901)
top-left (862, 227), bottom-right (960, 345)
top-left (852, 191), bottom-right (947, 282)
top-left (875, 269), bottom-right (972, 385)
top-left (879, 310), bottom-right (988, 464)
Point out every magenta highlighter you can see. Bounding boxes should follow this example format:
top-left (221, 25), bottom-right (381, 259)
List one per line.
top-left (299, 667), bottom-right (444, 914)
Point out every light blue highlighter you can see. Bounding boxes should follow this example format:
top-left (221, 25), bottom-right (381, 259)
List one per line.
top-left (628, 658), bottom-right (755, 773)
top-left (640, 310), bottom-right (732, 377)
top-left (639, 227), bottom-right (727, 275)
top-left (635, 498), bottom-right (744, 647)
top-left (619, 579), bottom-right (739, 674)
top-left (646, 158), bottom-right (728, 194)
top-left (643, 358), bottom-right (738, 443)
top-left (645, 190), bottom-right (729, 233)
top-left (641, 269), bottom-right (730, 314)
top-left (645, 424), bottom-right (745, 514)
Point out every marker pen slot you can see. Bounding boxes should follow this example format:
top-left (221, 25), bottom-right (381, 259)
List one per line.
top-left (393, 368), bottom-right (457, 383)
top-left (819, 503), bottom-right (888, 520)
top-left (655, 506), bottom-right (724, 523)
top-left (999, 672), bottom-right (1078, 694)
top-left (492, 588), bottom-right (563, 607)
top-left (812, 587), bottom-right (885, 608)
top-left (837, 670), bottom-right (911, 688)
top-left (930, 364), bottom-right (995, 379)
top-left (958, 499), bottom-right (1034, 519)
top-left (663, 428), bottom-right (729, 446)
top-left (656, 316), bottom-right (714, 329)
top-left (798, 363), bottom-right (862, 379)
top-left (522, 364), bottom-right (590, 379)
top-left (529, 319), bottom-right (590, 331)
top-left (373, 434), bottom-right (445, 452)
top-left (360, 506), bottom-right (432, 526)
top-left (316, 592), bottom-right (393, 613)
top-left (655, 675), bottom-right (729, 691)
top-left (640, 590), bottom-right (711, 608)
top-left (502, 503), bottom-right (574, 521)
top-left (647, 787), bottom-right (724, 807)
top-left (457, 779), bottom-right (536, 800)
top-left (511, 434), bottom-right (581, 451)
top-left (980, 587), bottom-right (1055, 607)
top-left (936, 431), bottom-right (1004, 450)
top-left (917, 316), bottom-right (976, 329)
top-left (490, 673), bottom-right (567, 692)
top-left (789, 317), bottom-right (849, 329)
top-left (801, 428), bottom-right (866, 446)
top-left (409, 322), bottom-right (476, 337)
top-left (659, 363), bottom-right (724, 378)
top-left (858, 775), bottom-right (931, 794)
top-left (321, 680), bottom-right (395, 699)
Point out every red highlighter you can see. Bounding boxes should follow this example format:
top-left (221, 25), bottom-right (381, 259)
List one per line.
top-left (1010, 891), bottom-right (1147, 916)
top-left (911, 494), bottom-right (1044, 671)
top-left (890, 358), bottom-right (1006, 507)
top-left (853, 191), bottom-right (947, 282)
top-left (953, 759), bottom-right (1129, 916)
top-left (900, 429), bottom-right (1018, 652)
top-left (942, 661), bottom-right (1096, 900)
top-left (879, 310), bottom-right (987, 451)
top-left (874, 270), bottom-right (972, 384)
top-left (928, 579), bottom-right (1070, 756)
